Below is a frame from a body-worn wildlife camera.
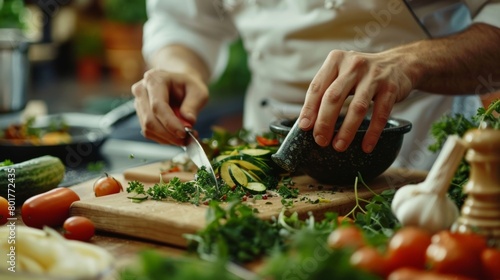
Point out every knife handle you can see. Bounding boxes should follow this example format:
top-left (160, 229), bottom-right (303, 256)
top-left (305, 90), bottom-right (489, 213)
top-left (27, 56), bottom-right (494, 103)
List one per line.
top-left (172, 107), bottom-right (193, 129)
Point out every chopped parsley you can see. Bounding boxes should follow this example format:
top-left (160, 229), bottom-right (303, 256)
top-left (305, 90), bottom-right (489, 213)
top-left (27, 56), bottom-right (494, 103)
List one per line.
top-left (126, 167), bottom-right (247, 205)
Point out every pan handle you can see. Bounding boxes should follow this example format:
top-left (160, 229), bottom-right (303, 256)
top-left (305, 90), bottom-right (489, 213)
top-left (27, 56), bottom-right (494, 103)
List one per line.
top-left (98, 99), bottom-right (137, 129)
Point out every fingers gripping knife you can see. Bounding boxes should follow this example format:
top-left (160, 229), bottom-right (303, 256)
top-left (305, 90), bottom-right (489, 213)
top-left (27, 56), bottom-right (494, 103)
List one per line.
top-left (173, 108), bottom-right (219, 190)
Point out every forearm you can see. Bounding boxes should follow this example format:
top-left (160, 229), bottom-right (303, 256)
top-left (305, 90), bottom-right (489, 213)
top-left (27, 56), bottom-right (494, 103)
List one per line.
top-left (398, 23), bottom-right (500, 95)
top-left (149, 44), bottom-right (210, 84)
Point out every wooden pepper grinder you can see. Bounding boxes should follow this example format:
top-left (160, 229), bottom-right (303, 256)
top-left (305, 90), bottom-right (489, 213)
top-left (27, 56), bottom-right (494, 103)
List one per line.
top-left (453, 126), bottom-right (500, 248)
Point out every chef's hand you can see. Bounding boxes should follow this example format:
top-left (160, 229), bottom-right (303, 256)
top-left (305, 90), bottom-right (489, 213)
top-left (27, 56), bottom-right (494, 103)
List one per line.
top-left (298, 49), bottom-right (415, 153)
top-left (131, 68), bottom-right (209, 146)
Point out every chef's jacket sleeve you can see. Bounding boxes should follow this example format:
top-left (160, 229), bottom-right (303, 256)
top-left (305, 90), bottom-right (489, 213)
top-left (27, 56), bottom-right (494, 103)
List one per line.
top-left (472, 0), bottom-right (500, 27)
top-left (142, 0), bottom-right (239, 80)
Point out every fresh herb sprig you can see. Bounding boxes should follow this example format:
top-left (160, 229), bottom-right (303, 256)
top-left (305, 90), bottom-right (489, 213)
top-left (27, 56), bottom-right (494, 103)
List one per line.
top-left (428, 99), bottom-right (500, 208)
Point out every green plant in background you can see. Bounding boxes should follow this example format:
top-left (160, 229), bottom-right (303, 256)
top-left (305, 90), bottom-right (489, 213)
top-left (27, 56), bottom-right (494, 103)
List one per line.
top-left (209, 39), bottom-right (251, 99)
top-left (0, 0), bottom-right (26, 29)
top-left (102, 0), bottom-right (147, 24)
top-left (74, 23), bottom-right (103, 58)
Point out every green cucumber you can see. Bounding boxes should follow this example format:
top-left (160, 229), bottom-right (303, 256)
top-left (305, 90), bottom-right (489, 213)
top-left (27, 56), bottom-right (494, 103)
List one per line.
top-left (0, 155), bottom-right (65, 203)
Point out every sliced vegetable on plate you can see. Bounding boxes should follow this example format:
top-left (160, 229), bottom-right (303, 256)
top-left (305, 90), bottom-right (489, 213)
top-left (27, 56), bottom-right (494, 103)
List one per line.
top-left (0, 226), bottom-right (113, 278)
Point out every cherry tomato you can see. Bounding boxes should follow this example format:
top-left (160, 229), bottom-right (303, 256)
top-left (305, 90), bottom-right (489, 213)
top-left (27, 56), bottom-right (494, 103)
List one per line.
top-left (327, 226), bottom-right (366, 250)
top-left (482, 248), bottom-right (500, 280)
top-left (22, 187), bottom-right (80, 229)
top-left (350, 246), bottom-right (390, 278)
top-left (337, 215), bottom-right (354, 225)
top-left (388, 267), bottom-right (474, 280)
top-left (63, 216), bottom-right (95, 242)
top-left (0, 196), bottom-right (10, 225)
top-left (386, 227), bottom-right (432, 272)
top-left (426, 231), bottom-right (487, 279)
top-left (93, 173), bottom-right (123, 197)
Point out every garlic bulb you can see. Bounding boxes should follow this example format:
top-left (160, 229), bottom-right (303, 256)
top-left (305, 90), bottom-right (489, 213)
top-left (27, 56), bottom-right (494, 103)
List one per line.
top-left (391, 135), bottom-right (466, 233)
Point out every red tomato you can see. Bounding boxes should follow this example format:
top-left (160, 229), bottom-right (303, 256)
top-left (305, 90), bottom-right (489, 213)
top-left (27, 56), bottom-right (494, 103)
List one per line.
top-left (0, 196), bottom-right (10, 225)
top-left (350, 246), bottom-right (390, 278)
top-left (482, 248), bottom-right (500, 280)
top-left (22, 187), bottom-right (80, 229)
top-left (388, 267), bottom-right (474, 280)
top-left (63, 216), bottom-right (95, 242)
top-left (327, 226), bottom-right (366, 250)
top-left (93, 173), bottom-right (123, 197)
top-left (386, 227), bottom-right (433, 273)
top-left (256, 135), bottom-right (279, 146)
top-left (426, 231), bottom-right (487, 279)
top-left (337, 215), bottom-right (354, 225)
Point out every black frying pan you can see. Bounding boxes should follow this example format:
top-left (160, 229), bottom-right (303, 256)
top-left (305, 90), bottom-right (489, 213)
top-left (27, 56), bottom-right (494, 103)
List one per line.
top-left (0, 99), bottom-right (137, 167)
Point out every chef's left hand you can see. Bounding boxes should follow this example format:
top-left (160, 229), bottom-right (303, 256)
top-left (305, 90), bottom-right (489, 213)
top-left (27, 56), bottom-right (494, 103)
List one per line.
top-left (298, 49), bottom-right (416, 153)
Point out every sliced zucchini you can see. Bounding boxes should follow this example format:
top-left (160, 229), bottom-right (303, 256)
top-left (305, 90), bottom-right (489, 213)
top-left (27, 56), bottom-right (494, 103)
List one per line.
top-left (214, 154), bottom-right (232, 163)
top-left (244, 182), bottom-right (267, 194)
top-left (220, 162), bottom-right (236, 187)
top-left (230, 159), bottom-right (267, 173)
top-left (246, 169), bottom-right (266, 182)
top-left (214, 148), bottom-right (276, 190)
top-left (242, 169), bottom-right (260, 182)
top-left (228, 164), bottom-right (248, 187)
top-left (240, 149), bottom-right (272, 157)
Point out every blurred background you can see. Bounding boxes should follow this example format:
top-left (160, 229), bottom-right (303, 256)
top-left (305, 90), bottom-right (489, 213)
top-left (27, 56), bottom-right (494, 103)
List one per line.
top-left (0, 0), bottom-right (250, 138)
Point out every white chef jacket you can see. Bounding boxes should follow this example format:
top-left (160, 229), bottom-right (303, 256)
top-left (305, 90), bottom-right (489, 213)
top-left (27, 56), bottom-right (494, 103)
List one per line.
top-left (142, 0), bottom-right (500, 171)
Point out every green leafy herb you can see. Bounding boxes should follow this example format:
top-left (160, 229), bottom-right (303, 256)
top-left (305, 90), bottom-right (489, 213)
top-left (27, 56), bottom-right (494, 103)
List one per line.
top-left (260, 228), bottom-right (379, 280)
top-left (86, 161), bottom-right (105, 172)
top-left (0, 159), bottom-right (13, 167)
top-left (47, 116), bottom-right (69, 133)
top-left (185, 200), bottom-right (283, 264)
top-left (24, 117), bottom-right (41, 137)
top-left (126, 180), bottom-right (149, 202)
top-left (120, 250), bottom-right (246, 280)
top-left (473, 99), bottom-right (500, 129)
top-left (429, 99), bottom-right (500, 208)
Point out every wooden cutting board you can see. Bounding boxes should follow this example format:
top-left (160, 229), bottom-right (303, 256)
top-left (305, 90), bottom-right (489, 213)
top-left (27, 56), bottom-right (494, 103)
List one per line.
top-left (69, 161), bottom-right (427, 248)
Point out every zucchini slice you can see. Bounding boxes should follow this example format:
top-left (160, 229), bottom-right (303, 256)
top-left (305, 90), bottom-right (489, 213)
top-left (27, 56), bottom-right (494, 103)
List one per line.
top-left (244, 182), bottom-right (267, 194)
top-left (229, 164), bottom-right (248, 187)
top-left (240, 149), bottom-right (272, 157)
top-left (220, 162), bottom-right (236, 187)
top-left (220, 162), bottom-right (248, 188)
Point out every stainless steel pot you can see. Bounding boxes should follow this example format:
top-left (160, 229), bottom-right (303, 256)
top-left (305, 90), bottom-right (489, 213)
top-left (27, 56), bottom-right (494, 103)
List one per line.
top-left (0, 28), bottom-right (29, 113)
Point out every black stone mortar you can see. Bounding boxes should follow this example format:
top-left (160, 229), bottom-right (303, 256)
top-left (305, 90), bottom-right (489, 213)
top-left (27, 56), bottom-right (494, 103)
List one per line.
top-left (270, 117), bottom-right (412, 185)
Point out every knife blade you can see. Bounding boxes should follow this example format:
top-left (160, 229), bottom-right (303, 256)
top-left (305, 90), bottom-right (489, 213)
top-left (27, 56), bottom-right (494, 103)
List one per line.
top-left (173, 108), bottom-right (219, 189)
top-left (183, 127), bottom-right (218, 187)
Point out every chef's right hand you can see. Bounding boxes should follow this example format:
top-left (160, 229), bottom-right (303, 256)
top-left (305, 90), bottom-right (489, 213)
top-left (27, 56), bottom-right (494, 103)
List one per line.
top-left (131, 68), bottom-right (209, 146)
top-left (298, 49), bottom-right (416, 154)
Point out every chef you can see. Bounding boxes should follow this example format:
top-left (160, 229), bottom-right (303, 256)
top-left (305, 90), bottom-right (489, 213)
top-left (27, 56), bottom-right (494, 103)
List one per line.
top-left (132, 0), bottom-right (500, 171)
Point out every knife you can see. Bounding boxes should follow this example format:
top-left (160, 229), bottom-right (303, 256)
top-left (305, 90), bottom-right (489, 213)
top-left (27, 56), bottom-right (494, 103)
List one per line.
top-left (173, 108), bottom-right (219, 189)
